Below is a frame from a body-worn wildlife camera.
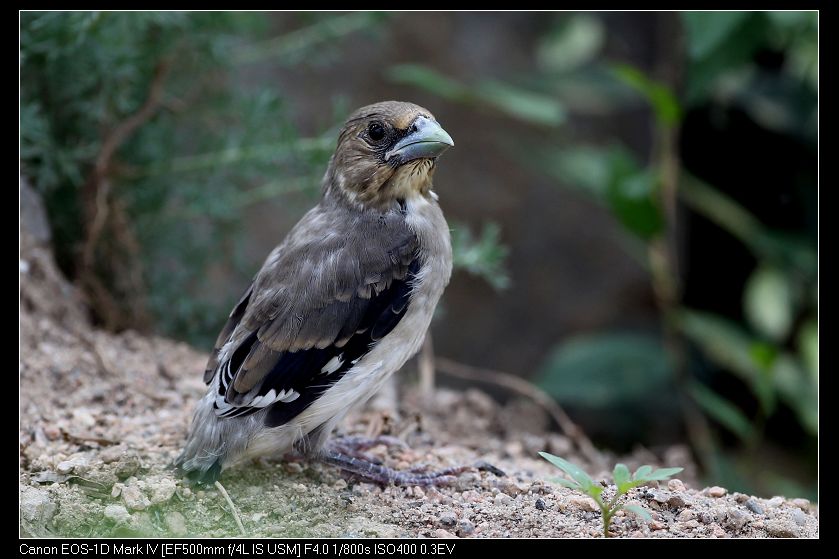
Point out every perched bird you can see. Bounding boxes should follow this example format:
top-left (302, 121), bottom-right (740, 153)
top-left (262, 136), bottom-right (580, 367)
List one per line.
top-left (177, 101), bottom-right (455, 485)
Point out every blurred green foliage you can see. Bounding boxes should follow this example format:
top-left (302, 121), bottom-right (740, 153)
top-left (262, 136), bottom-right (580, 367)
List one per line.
top-left (21, 11), bottom-right (508, 347)
top-left (393, 11), bottom-right (817, 497)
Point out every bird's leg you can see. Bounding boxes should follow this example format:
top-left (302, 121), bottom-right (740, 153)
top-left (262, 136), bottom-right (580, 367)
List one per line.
top-left (321, 448), bottom-right (469, 487)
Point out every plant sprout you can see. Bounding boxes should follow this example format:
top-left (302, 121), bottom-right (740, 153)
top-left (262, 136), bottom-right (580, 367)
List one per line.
top-left (539, 451), bottom-right (683, 538)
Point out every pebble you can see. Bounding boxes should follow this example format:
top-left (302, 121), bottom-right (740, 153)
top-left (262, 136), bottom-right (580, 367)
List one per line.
top-left (697, 511), bottom-right (713, 524)
top-left (569, 496), bottom-right (597, 512)
top-left (413, 486), bottom-right (425, 499)
top-left (286, 462), bottom-right (304, 474)
top-left (434, 528), bottom-right (456, 539)
top-left (667, 494), bottom-right (687, 509)
top-left (494, 494), bottom-right (513, 506)
top-left (456, 519), bottom-right (475, 536)
top-left (496, 479), bottom-right (524, 496)
top-left (791, 509), bottom-right (808, 526)
top-left (732, 492), bottom-right (749, 503)
top-left (723, 510), bottom-right (750, 531)
top-left (677, 509), bottom-right (695, 522)
top-left (103, 504), bottom-right (131, 525)
top-left (710, 523), bottom-right (727, 538)
top-left (535, 498), bottom-right (546, 511)
top-left (333, 479), bottom-right (348, 490)
top-left (706, 486), bottom-right (727, 498)
top-left (293, 483), bottom-right (307, 494)
top-left (648, 490), bottom-right (669, 504)
top-left (438, 511), bottom-right (457, 527)
top-left (790, 498), bottom-right (810, 511)
top-left (766, 496), bottom-right (785, 508)
top-left (649, 520), bottom-right (667, 531)
top-left (745, 498), bottom-right (764, 515)
top-left (114, 455), bottom-right (141, 480)
top-left (165, 511), bottom-right (188, 536)
top-left (121, 485), bottom-right (150, 511)
top-left (20, 486), bottom-right (57, 524)
top-left (667, 479), bottom-right (686, 492)
top-left (764, 520), bottom-right (799, 538)
top-left (150, 478), bottom-right (177, 505)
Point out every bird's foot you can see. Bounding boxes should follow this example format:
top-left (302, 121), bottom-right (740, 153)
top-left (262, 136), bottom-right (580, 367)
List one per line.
top-left (322, 449), bottom-right (469, 487)
top-left (330, 434), bottom-right (408, 460)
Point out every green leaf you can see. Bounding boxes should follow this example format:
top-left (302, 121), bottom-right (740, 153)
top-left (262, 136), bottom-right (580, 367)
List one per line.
top-left (690, 382), bottom-right (755, 442)
top-left (538, 452), bottom-right (595, 491)
top-left (612, 464), bottom-right (632, 493)
top-left (682, 12), bottom-right (750, 59)
top-left (605, 170), bottom-right (664, 241)
top-left (537, 14), bottom-right (604, 73)
top-left (450, 222), bottom-right (510, 291)
top-left (475, 80), bottom-right (566, 126)
top-left (385, 64), bottom-right (469, 102)
top-left (745, 265), bottom-right (794, 342)
top-left (644, 467), bottom-right (684, 481)
top-left (797, 319), bottom-right (818, 384)
top-left (548, 477), bottom-right (582, 490)
top-left (535, 333), bottom-right (675, 408)
top-left (623, 504), bottom-right (652, 522)
top-left (633, 465), bottom-right (652, 480)
top-left (610, 64), bottom-right (682, 127)
top-left (386, 64), bottom-right (565, 127)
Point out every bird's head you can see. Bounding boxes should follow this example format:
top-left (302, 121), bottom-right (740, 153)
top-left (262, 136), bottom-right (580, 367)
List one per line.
top-left (325, 100), bottom-right (454, 208)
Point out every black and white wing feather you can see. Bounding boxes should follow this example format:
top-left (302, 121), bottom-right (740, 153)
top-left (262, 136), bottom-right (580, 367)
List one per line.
top-left (204, 201), bottom-right (419, 428)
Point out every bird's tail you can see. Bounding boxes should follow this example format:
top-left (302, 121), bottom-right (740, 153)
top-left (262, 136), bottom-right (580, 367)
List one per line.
top-left (175, 393), bottom-right (231, 485)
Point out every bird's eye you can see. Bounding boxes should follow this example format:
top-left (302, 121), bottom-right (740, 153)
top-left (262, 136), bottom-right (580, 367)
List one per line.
top-left (368, 122), bottom-right (386, 142)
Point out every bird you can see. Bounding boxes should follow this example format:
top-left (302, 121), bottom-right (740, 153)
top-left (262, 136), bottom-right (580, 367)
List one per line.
top-left (176, 101), bottom-right (456, 486)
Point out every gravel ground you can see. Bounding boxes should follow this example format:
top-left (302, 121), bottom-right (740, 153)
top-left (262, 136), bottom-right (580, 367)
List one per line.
top-left (19, 192), bottom-right (819, 539)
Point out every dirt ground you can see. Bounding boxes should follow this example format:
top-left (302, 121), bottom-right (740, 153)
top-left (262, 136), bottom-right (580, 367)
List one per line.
top-left (19, 188), bottom-right (818, 539)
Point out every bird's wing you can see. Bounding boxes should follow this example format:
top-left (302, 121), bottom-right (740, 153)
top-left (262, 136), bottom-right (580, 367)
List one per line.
top-left (204, 206), bottom-right (419, 426)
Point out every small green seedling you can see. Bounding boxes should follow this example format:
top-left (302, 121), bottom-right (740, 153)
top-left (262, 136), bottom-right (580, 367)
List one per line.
top-left (539, 451), bottom-right (683, 538)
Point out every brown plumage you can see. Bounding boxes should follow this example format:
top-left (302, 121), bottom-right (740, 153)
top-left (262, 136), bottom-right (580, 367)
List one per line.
top-left (177, 101), bottom-right (455, 484)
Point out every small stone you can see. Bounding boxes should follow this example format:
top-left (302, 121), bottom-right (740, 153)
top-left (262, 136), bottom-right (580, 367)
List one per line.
top-left (710, 523), bottom-right (727, 538)
top-left (43, 426), bottom-right (61, 441)
top-left (648, 490), bottom-right (669, 504)
top-left (438, 511), bottom-right (457, 527)
top-left (677, 509), bottom-right (695, 522)
top-left (111, 485), bottom-right (122, 498)
top-left (494, 494), bottom-right (512, 506)
top-left (104, 504), bottom-right (131, 525)
top-left (732, 492), bottom-right (749, 503)
top-left (745, 498), bottom-right (764, 515)
top-left (765, 520), bottom-right (798, 538)
top-left (100, 446), bottom-right (128, 464)
top-left (19, 486), bottom-right (56, 524)
top-left (293, 483), bottom-right (307, 494)
top-left (150, 478), bottom-right (177, 505)
top-left (496, 478), bottom-right (524, 496)
top-left (766, 496), bottom-right (784, 508)
top-left (72, 408), bottom-right (96, 428)
top-left (454, 472), bottom-right (481, 492)
top-left (698, 511), bottom-right (713, 524)
top-left (723, 509), bottom-right (750, 531)
top-left (413, 486), bottom-right (425, 499)
top-left (434, 528), bottom-right (456, 538)
top-left (333, 479), bottom-right (347, 490)
top-left (569, 496), bottom-right (597, 512)
top-left (706, 486), bottom-right (727, 498)
top-left (121, 485), bottom-right (150, 511)
top-left (286, 462), bottom-right (304, 474)
top-left (649, 520), bottom-right (666, 531)
top-left (791, 509), bottom-right (808, 526)
top-left (456, 519), bottom-right (475, 536)
top-left (667, 479), bottom-right (686, 492)
top-left (535, 498), bottom-right (546, 511)
top-left (667, 494), bottom-right (687, 509)
top-left (165, 511), bottom-right (187, 536)
top-left (790, 498), bottom-right (810, 511)
top-left (56, 461), bottom-right (76, 474)
top-left (114, 454), bottom-right (141, 480)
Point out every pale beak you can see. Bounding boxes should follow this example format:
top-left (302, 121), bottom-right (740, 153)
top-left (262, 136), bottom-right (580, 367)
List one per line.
top-left (385, 116), bottom-right (454, 164)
